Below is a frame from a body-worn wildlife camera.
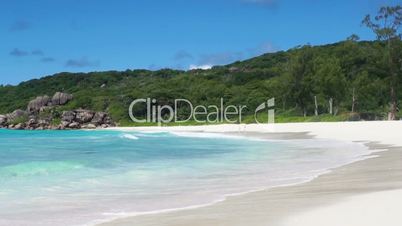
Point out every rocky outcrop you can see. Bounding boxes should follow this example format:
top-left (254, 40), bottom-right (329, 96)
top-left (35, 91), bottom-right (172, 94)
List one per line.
top-left (0, 110), bottom-right (28, 129)
top-left (91, 112), bottom-right (107, 124)
top-left (60, 110), bottom-right (114, 129)
top-left (27, 92), bottom-right (72, 113)
top-left (52, 92), bottom-right (73, 105)
top-left (0, 92), bottom-right (115, 130)
top-left (81, 123), bottom-right (97, 129)
top-left (14, 123), bottom-right (25, 130)
top-left (0, 115), bottom-right (7, 126)
top-left (75, 110), bottom-right (95, 123)
top-left (67, 122), bottom-right (81, 129)
top-left (61, 111), bottom-right (76, 122)
top-left (27, 95), bottom-right (51, 112)
top-left (1, 109), bottom-right (114, 130)
top-left (17, 117), bottom-right (52, 130)
top-left (6, 109), bottom-right (28, 122)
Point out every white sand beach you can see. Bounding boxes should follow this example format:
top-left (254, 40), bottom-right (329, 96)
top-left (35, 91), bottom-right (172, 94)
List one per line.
top-left (284, 189), bottom-right (402, 226)
top-left (102, 121), bottom-right (402, 226)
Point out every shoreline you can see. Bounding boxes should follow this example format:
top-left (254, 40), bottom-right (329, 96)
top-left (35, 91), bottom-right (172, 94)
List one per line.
top-left (90, 129), bottom-right (328, 225)
top-left (99, 121), bottom-right (402, 226)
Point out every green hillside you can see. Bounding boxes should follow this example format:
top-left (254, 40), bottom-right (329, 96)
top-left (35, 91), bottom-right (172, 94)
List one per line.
top-left (0, 40), bottom-right (401, 125)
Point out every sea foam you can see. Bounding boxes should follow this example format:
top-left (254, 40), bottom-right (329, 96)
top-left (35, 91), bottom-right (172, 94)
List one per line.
top-left (120, 133), bottom-right (139, 140)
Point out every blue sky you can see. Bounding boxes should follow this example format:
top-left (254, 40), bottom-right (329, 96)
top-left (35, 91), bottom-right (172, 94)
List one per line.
top-left (0, 0), bottom-right (399, 85)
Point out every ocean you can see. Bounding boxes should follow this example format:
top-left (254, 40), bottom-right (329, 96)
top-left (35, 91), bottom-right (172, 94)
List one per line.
top-left (0, 129), bottom-right (374, 226)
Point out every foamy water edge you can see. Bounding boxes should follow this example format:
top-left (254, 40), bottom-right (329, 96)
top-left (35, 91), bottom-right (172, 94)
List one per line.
top-left (87, 131), bottom-right (384, 226)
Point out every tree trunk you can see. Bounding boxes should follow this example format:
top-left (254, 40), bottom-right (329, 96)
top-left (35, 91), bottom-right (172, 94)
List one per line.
top-left (329, 98), bottom-right (333, 115)
top-left (314, 96), bottom-right (318, 116)
top-left (352, 87), bottom-right (356, 113)
top-left (389, 85), bottom-right (397, 120)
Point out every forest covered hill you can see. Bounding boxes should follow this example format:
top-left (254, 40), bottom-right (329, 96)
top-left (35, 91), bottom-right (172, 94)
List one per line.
top-left (0, 40), bottom-right (401, 125)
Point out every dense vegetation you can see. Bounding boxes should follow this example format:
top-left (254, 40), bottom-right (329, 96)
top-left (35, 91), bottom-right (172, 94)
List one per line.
top-left (0, 38), bottom-right (401, 125)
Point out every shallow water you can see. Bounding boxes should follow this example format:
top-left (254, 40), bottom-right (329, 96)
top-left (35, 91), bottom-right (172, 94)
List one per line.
top-left (0, 129), bottom-right (374, 226)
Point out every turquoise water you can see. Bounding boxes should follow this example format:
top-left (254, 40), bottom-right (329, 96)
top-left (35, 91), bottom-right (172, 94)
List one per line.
top-left (0, 129), bottom-right (373, 226)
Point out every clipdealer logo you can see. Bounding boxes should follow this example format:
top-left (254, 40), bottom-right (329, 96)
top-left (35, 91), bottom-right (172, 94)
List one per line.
top-left (129, 98), bottom-right (275, 126)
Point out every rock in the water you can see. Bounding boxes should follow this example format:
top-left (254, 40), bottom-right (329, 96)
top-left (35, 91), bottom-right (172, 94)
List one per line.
top-left (27, 96), bottom-right (50, 112)
top-left (68, 122), bottom-right (80, 129)
top-left (82, 123), bottom-right (97, 129)
top-left (50, 125), bottom-right (60, 130)
top-left (14, 123), bottom-right (25, 130)
top-left (52, 92), bottom-right (73, 106)
top-left (62, 111), bottom-right (76, 122)
top-left (75, 110), bottom-right (95, 123)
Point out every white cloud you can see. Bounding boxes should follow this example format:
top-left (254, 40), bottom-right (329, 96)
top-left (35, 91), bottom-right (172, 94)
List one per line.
top-left (189, 64), bottom-right (213, 70)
